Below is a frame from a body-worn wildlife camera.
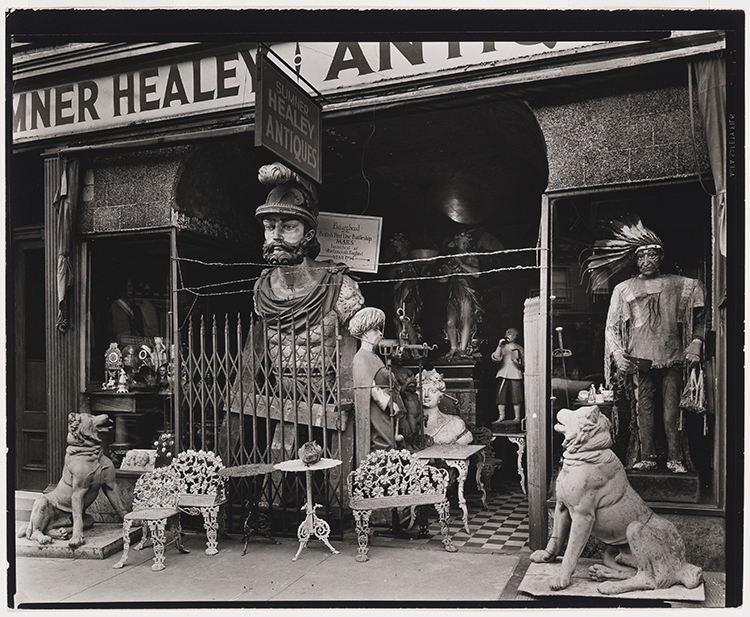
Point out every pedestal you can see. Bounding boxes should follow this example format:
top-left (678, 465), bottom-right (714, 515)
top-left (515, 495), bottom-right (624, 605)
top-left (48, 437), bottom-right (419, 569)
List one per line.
top-left (274, 458), bottom-right (342, 561)
top-left (626, 469), bottom-right (700, 503)
top-left (432, 362), bottom-right (492, 426)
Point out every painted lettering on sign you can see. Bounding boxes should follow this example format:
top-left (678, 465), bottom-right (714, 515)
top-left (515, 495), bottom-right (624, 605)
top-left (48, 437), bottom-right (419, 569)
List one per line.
top-left (316, 212), bottom-right (382, 274)
top-left (13, 50), bottom-right (258, 141)
top-left (13, 40), bottom-right (603, 143)
top-left (255, 54), bottom-right (322, 183)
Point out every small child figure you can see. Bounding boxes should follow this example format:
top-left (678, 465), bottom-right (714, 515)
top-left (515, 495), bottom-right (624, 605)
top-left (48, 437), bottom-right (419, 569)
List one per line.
top-left (491, 327), bottom-right (525, 423)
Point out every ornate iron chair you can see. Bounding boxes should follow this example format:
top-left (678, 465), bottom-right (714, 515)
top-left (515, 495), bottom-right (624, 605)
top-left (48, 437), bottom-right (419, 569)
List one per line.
top-left (172, 449), bottom-right (228, 556)
top-left (113, 466), bottom-right (188, 572)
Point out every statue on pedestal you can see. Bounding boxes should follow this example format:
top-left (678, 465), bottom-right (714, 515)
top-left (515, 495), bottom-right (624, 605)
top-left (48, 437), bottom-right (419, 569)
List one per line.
top-left (490, 327), bottom-right (525, 425)
top-left (584, 215), bottom-right (705, 474)
top-left (439, 231), bottom-right (483, 361)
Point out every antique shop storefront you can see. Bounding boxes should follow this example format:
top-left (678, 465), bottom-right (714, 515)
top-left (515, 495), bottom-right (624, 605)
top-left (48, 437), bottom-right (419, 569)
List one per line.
top-left (9, 33), bottom-right (732, 567)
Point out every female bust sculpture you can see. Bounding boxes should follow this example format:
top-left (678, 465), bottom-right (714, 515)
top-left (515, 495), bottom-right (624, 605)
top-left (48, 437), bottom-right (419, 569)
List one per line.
top-left (421, 369), bottom-right (473, 445)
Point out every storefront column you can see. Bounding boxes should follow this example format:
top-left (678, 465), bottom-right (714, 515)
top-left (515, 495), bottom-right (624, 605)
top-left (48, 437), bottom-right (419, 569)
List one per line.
top-left (525, 194), bottom-right (550, 551)
top-left (44, 154), bottom-right (77, 485)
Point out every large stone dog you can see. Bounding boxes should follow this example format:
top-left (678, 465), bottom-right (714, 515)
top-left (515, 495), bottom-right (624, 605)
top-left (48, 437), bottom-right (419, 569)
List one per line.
top-left (530, 405), bottom-right (702, 595)
top-left (18, 413), bottom-right (127, 548)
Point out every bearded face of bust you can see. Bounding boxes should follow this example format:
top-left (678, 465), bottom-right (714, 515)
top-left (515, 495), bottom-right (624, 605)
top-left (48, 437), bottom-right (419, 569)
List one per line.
top-left (261, 215), bottom-right (317, 265)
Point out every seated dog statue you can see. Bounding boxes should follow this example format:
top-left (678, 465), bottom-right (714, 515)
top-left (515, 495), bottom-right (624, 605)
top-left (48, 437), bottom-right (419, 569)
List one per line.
top-left (530, 405), bottom-right (703, 595)
top-left (18, 412), bottom-right (127, 548)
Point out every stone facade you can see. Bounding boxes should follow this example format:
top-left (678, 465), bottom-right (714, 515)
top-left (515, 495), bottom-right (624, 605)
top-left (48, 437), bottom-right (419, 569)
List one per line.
top-left (533, 84), bottom-right (711, 191)
top-left (78, 146), bottom-right (189, 234)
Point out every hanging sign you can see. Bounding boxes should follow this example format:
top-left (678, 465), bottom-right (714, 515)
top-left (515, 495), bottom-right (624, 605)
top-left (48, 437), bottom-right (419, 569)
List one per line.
top-left (316, 212), bottom-right (382, 274)
top-left (255, 51), bottom-right (322, 183)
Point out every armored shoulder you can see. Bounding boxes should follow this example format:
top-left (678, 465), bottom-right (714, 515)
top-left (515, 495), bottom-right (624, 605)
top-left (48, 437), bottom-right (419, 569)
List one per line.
top-left (335, 274), bottom-right (365, 323)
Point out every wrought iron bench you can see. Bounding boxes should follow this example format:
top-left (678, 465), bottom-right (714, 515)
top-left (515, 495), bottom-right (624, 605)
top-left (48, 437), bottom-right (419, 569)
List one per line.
top-left (347, 449), bottom-right (457, 562)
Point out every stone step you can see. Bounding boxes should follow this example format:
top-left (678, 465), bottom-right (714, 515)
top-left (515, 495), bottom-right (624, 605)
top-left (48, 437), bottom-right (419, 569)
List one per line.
top-left (15, 491), bottom-right (43, 522)
top-left (16, 523), bottom-right (141, 560)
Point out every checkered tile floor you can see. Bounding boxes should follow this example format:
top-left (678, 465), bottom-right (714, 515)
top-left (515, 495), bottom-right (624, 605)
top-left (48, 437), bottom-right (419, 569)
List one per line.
top-left (370, 480), bottom-right (529, 552)
top-left (426, 481), bottom-right (529, 551)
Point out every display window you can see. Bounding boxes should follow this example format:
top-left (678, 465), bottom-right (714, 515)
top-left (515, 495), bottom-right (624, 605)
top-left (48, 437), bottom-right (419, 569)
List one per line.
top-left (84, 233), bottom-right (172, 391)
top-left (550, 181), bottom-right (720, 507)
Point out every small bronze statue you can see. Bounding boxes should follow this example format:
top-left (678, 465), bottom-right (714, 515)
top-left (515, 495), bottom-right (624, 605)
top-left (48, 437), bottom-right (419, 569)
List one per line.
top-left (387, 233), bottom-right (423, 346)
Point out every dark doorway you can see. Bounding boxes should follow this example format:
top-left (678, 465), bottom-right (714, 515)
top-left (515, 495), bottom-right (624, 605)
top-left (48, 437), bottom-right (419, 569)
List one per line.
top-left (13, 238), bottom-right (48, 490)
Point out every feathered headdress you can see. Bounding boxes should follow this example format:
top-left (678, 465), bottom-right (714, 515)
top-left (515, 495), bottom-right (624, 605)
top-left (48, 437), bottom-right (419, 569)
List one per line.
top-left (581, 214), bottom-right (663, 293)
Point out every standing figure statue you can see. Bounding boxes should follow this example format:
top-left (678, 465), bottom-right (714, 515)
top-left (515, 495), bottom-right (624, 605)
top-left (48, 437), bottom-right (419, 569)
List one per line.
top-left (440, 231), bottom-right (484, 361)
top-left (349, 307), bottom-right (405, 465)
top-left (220, 162), bottom-right (364, 461)
top-left (490, 327), bottom-right (525, 425)
top-left (584, 215), bottom-right (705, 474)
top-left (387, 233), bottom-right (423, 346)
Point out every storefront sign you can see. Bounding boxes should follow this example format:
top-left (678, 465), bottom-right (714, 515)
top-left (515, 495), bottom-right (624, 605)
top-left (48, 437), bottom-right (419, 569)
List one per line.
top-left (14, 39), bottom-right (658, 144)
top-left (255, 53), bottom-right (322, 183)
top-left (316, 212), bottom-right (382, 274)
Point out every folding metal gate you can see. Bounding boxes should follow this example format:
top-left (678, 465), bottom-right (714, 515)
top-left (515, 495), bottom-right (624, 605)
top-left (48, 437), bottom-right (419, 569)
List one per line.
top-left (178, 311), bottom-right (348, 538)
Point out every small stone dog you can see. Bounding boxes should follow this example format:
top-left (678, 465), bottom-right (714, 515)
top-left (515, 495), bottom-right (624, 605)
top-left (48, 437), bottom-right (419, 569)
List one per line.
top-left (530, 405), bottom-right (703, 595)
top-left (18, 412), bottom-right (127, 548)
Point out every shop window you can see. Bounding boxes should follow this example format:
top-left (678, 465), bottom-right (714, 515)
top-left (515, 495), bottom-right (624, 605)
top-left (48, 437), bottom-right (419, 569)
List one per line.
top-left (550, 182), bottom-right (718, 506)
top-left (83, 234), bottom-right (172, 466)
top-left (85, 234), bottom-right (172, 390)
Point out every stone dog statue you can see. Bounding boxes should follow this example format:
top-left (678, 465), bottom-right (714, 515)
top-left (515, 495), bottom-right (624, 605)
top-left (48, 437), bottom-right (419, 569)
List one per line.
top-left (531, 405), bottom-right (702, 595)
top-left (18, 413), bottom-right (127, 548)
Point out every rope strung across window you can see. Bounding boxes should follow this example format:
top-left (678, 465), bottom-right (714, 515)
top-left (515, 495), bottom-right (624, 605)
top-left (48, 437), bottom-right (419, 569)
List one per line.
top-left (172, 246), bottom-right (541, 270)
top-left (176, 263), bottom-right (541, 297)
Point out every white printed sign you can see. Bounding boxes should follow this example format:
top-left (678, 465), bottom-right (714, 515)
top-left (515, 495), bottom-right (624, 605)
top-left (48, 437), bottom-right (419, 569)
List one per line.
top-left (316, 212), bottom-right (382, 274)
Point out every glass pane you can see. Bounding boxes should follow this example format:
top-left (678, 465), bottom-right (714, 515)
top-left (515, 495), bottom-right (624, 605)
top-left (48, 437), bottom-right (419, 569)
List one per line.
top-left (87, 235), bottom-right (171, 391)
top-left (550, 183), bottom-right (715, 504)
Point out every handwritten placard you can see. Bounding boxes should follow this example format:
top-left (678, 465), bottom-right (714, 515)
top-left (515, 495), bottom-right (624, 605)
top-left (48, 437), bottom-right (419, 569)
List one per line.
top-left (316, 212), bottom-right (382, 274)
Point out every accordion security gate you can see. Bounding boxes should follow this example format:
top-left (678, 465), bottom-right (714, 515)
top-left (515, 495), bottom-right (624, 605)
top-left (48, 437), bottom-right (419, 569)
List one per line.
top-left (179, 311), bottom-right (347, 539)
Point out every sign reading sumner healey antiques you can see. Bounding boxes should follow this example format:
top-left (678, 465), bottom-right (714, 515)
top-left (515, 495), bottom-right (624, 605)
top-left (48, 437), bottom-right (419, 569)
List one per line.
top-left (255, 52), bottom-right (322, 183)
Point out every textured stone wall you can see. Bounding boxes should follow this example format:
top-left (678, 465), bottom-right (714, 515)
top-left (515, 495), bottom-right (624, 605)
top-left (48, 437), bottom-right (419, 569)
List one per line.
top-left (77, 146), bottom-right (190, 234)
top-left (532, 84), bottom-right (711, 191)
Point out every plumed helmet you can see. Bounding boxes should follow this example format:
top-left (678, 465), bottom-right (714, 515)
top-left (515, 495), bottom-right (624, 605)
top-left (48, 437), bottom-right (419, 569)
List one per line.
top-left (255, 162), bottom-right (319, 229)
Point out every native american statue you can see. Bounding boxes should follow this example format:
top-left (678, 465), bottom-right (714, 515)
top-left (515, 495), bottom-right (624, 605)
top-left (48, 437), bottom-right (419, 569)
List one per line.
top-left (583, 214), bottom-right (705, 474)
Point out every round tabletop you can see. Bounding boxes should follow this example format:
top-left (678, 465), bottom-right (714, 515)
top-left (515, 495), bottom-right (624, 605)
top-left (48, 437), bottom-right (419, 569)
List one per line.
top-left (274, 458), bottom-right (342, 473)
top-left (219, 463), bottom-right (277, 478)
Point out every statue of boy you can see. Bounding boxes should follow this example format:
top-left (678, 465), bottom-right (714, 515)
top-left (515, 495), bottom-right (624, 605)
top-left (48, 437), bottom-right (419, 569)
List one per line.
top-left (490, 327), bottom-right (525, 424)
top-left (587, 216), bottom-right (705, 474)
top-left (349, 307), bottom-right (404, 466)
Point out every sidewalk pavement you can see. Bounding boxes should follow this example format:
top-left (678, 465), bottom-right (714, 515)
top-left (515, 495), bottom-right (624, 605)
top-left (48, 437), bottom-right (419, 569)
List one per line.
top-left (10, 528), bottom-right (725, 609)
